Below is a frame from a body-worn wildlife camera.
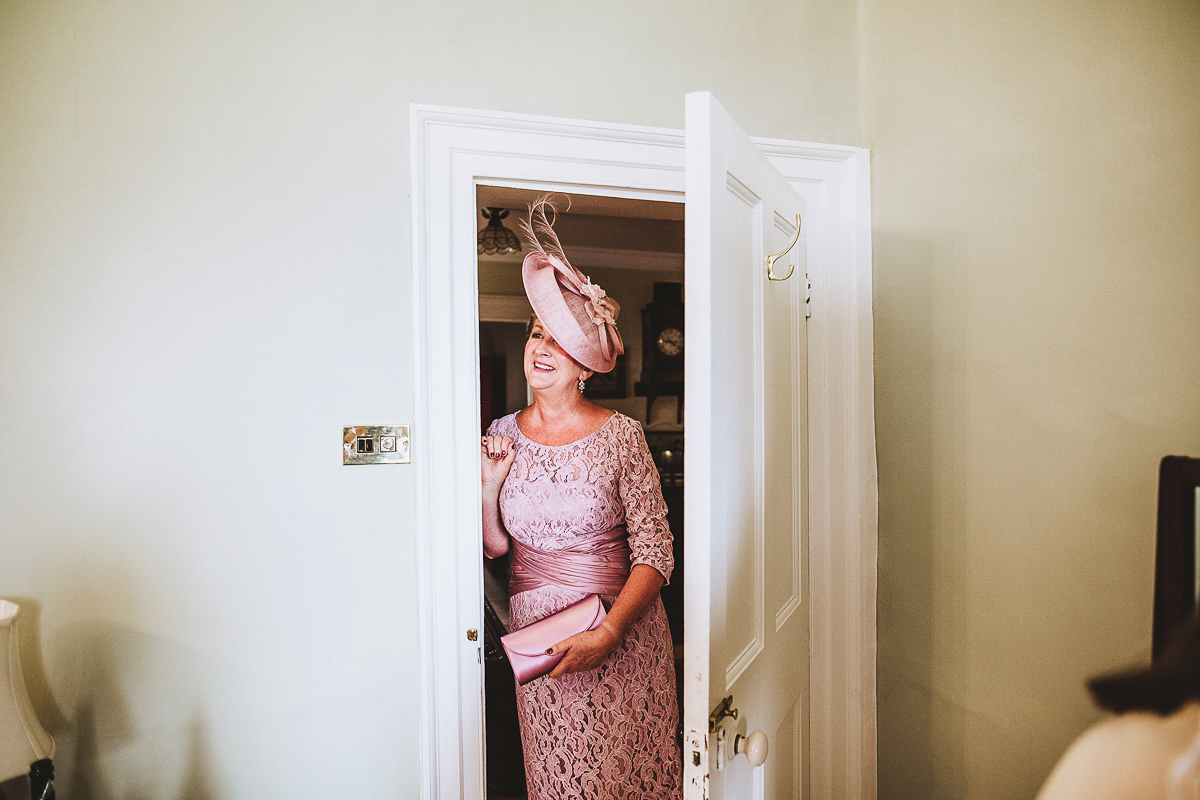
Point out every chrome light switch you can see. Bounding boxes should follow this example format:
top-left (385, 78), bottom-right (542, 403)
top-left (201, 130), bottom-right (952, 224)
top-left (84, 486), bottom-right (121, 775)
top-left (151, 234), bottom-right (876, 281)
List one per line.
top-left (343, 425), bottom-right (410, 465)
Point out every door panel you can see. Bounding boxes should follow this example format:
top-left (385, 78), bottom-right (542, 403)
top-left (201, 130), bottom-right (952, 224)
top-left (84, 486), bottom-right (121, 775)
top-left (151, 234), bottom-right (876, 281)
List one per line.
top-left (684, 91), bottom-right (809, 800)
top-left (768, 698), bottom-right (802, 800)
top-left (766, 211), bottom-right (806, 639)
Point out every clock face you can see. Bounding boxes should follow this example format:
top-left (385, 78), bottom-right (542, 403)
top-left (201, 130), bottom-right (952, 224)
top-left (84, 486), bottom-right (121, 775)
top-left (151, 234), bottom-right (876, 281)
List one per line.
top-left (656, 327), bottom-right (684, 357)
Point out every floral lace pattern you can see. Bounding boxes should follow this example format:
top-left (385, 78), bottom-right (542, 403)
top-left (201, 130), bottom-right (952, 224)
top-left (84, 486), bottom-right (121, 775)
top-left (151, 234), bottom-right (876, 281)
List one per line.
top-left (488, 412), bottom-right (681, 799)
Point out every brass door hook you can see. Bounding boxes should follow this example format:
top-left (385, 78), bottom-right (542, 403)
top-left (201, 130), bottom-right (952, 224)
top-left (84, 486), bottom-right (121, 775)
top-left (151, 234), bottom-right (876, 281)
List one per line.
top-left (766, 214), bottom-right (802, 281)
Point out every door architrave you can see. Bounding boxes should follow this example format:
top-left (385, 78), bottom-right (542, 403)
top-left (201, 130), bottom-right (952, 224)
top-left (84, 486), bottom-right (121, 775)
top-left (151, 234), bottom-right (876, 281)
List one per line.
top-left (409, 103), bottom-right (876, 800)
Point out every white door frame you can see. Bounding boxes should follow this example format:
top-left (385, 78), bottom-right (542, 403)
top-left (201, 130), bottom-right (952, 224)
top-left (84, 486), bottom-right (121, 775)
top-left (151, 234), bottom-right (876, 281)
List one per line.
top-left (409, 103), bottom-right (877, 800)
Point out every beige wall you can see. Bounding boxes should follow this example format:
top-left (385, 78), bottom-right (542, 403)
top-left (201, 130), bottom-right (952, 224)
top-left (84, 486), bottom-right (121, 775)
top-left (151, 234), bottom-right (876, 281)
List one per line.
top-left (865, 1), bottom-right (1200, 798)
top-left (0, 1), bottom-right (860, 796)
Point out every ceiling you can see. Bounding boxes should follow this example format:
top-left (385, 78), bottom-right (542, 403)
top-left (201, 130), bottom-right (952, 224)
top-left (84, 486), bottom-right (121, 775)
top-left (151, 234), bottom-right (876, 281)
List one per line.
top-left (476, 185), bottom-right (684, 267)
top-left (476, 185), bottom-right (683, 221)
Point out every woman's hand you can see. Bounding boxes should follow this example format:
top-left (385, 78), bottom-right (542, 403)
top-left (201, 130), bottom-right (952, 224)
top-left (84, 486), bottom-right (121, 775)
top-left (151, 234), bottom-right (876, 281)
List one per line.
top-left (481, 435), bottom-right (516, 495)
top-left (545, 623), bottom-right (623, 680)
top-left (543, 566), bottom-right (665, 679)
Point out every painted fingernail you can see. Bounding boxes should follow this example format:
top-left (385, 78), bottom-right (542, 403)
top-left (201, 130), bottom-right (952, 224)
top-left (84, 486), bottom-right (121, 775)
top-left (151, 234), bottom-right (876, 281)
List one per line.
top-left (545, 648), bottom-right (554, 655)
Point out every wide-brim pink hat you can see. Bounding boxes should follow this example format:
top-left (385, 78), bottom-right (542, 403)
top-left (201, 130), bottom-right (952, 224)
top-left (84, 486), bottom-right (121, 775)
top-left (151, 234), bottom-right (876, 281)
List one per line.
top-left (519, 198), bottom-right (624, 373)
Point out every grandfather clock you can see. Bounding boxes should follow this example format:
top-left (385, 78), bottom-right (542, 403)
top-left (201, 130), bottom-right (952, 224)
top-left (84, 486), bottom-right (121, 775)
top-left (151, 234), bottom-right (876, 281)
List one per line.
top-left (634, 282), bottom-right (684, 423)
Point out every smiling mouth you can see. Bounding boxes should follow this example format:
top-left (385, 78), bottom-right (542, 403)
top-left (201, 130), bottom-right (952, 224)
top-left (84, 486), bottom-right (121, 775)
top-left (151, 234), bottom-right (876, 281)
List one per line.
top-left (532, 361), bottom-right (555, 373)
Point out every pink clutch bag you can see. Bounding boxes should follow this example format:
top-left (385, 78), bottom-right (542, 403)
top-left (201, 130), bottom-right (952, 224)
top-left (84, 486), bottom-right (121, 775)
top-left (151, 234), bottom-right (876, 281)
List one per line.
top-left (500, 594), bottom-right (608, 686)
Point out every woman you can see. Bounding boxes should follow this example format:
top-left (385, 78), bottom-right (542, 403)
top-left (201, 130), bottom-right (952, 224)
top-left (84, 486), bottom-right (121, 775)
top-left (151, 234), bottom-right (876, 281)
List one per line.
top-left (1036, 606), bottom-right (1200, 799)
top-left (480, 199), bottom-right (681, 799)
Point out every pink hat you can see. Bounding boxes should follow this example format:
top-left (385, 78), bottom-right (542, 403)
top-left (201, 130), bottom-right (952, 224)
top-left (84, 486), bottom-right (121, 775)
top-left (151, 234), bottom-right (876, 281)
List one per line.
top-left (519, 198), bottom-right (624, 373)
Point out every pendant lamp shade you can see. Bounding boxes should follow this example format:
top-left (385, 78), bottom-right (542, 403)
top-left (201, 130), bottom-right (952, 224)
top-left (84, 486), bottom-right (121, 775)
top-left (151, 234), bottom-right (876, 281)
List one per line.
top-left (478, 207), bottom-right (522, 256)
top-left (0, 599), bottom-right (54, 782)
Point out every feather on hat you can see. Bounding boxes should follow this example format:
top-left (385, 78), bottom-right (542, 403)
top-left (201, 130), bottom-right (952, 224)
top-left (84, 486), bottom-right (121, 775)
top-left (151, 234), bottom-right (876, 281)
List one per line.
top-left (519, 197), bottom-right (624, 373)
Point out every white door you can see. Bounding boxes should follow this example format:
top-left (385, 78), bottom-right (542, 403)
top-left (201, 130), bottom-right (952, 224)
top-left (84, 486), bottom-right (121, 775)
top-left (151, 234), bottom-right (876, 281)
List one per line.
top-left (683, 92), bottom-right (810, 800)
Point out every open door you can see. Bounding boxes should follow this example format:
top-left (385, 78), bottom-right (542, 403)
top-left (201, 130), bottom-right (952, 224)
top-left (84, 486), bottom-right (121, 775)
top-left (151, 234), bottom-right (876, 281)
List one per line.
top-left (683, 92), bottom-right (810, 800)
top-left (412, 100), bottom-right (874, 800)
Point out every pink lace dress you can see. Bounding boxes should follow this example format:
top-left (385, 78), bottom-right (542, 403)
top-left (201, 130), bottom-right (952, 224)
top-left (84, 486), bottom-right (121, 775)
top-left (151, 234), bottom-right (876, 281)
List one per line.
top-left (488, 411), bottom-right (681, 800)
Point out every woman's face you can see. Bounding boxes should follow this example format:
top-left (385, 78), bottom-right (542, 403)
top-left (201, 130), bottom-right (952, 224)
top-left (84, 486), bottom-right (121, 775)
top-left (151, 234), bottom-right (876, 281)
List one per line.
top-left (524, 318), bottom-right (590, 394)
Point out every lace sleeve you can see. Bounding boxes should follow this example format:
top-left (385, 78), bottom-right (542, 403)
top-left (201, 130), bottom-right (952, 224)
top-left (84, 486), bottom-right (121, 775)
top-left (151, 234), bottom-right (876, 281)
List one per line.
top-left (617, 418), bottom-right (674, 584)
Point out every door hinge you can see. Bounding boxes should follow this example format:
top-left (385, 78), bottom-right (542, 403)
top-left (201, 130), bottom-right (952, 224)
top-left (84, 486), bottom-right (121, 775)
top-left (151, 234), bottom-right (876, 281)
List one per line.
top-left (805, 270), bottom-right (812, 318)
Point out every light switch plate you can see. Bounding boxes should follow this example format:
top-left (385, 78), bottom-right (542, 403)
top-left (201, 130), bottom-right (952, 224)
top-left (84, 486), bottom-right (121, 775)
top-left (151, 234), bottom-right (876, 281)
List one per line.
top-left (343, 425), bottom-right (410, 465)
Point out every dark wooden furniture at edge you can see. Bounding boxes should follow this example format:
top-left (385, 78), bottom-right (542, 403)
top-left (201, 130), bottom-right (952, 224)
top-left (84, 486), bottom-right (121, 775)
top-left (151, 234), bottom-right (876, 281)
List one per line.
top-left (1152, 455), bottom-right (1200, 662)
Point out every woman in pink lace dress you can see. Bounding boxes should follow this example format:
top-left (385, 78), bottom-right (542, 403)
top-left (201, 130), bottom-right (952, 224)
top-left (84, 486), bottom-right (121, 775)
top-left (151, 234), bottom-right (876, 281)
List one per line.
top-left (480, 199), bottom-right (681, 799)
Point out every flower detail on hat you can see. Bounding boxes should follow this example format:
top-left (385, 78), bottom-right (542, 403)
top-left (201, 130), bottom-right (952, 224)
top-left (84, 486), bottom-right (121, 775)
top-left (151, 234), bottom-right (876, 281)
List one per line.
top-left (581, 278), bottom-right (617, 326)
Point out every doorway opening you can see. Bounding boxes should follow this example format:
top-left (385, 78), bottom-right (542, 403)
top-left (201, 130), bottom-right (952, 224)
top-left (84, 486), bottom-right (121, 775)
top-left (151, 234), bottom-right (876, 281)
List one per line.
top-left (411, 102), bottom-right (875, 800)
top-left (474, 186), bottom-right (686, 799)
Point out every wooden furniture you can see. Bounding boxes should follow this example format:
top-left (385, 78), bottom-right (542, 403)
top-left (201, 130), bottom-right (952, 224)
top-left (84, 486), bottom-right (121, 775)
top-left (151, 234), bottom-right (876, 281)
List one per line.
top-left (1152, 456), bottom-right (1200, 661)
top-left (633, 283), bottom-right (684, 423)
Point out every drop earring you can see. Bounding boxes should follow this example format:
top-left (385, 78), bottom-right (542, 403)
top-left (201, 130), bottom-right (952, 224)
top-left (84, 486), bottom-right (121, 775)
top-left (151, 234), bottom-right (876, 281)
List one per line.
top-left (578, 376), bottom-right (586, 392)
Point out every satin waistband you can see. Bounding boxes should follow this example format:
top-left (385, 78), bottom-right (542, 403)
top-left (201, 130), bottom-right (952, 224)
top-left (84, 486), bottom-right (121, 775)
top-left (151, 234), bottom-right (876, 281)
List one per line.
top-left (509, 527), bottom-right (631, 597)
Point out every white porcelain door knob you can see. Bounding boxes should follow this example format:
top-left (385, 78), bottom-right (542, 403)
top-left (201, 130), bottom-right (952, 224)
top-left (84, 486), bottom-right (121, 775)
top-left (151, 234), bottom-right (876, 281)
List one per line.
top-left (743, 730), bottom-right (769, 767)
